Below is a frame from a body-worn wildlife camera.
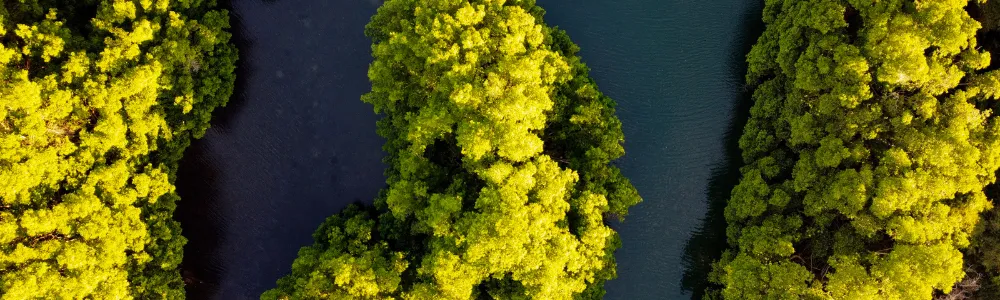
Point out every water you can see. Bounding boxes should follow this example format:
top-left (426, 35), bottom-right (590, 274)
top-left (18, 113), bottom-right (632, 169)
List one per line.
top-left (535, 1), bottom-right (764, 298)
top-left (175, 0), bottom-right (763, 299)
top-left (174, 1), bottom-right (386, 298)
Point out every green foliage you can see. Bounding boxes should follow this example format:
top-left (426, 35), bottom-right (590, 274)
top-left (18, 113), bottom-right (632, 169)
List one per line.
top-left (0, 0), bottom-right (236, 298)
top-left (263, 0), bottom-right (640, 299)
top-left (262, 205), bottom-right (408, 299)
top-left (713, 0), bottom-right (1000, 298)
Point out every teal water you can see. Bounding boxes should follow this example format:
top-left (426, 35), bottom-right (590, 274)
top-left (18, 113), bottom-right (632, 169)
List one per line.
top-left (536, 0), bottom-right (762, 298)
top-left (176, 0), bottom-right (764, 298)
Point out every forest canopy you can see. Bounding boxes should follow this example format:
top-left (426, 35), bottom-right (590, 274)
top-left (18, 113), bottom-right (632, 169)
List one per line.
top-left (710, 0), bottom-right (1000, 299)
top-left (0, 0), bottom-right (236, 298)
top-left (262, 0), bottom-right (641, 299)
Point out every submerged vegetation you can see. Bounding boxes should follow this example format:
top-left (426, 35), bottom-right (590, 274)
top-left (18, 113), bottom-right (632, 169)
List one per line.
top-left (711, 0), bottom-right (1000, 299)
top-left (263, 0), bottom-right (640, 299)
top-left (0, 0), bottom-right (235, 298)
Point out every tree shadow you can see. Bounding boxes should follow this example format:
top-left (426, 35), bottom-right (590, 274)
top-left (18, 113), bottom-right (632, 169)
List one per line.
top-left (678, 2), bottom-right (765, 299)
top-left (173, 0), bottom-right (256, 298)
top-left (175, 145), bottom-right (227, 298)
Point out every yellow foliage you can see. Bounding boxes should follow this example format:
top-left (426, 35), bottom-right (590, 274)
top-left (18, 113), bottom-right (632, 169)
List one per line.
top-left (0, 0), bottom-right (236, 298)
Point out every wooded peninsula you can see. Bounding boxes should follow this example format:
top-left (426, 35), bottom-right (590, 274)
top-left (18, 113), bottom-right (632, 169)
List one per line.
top-left (262, 0), bottom-right (641, 298)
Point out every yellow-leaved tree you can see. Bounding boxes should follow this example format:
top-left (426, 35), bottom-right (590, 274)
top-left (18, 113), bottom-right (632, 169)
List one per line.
top-left (711, 0), bottom-right (1000, 299)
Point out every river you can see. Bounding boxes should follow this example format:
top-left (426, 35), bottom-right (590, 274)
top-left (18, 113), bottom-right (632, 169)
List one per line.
top-left (174, 0), bottom-right (763, 299)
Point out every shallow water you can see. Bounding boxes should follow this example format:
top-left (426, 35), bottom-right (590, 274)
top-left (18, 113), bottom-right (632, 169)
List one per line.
top-left (175, 0), bottom-right (763, 298)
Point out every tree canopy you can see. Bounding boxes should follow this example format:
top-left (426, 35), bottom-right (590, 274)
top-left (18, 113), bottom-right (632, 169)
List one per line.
top-left (0, 0), bottom-right (236, 298)
top-left (263, 0), bottom-right (640, 299)
top-left (711, 0), bottom-right (1000, 299)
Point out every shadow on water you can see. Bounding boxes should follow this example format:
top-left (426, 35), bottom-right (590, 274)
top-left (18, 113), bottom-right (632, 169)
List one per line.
top-left (175, 148), bottom-right (226, 298)
top-left (173, 0), bottom-right (260, 298)
top-left (678, 3), bottom-right (765, 299)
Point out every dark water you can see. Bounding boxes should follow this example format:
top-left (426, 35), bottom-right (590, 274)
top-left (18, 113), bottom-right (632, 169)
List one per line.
top-left (175, 0), bottom-right (763, 299)
top-left (174, 1), bottom-right (386, 298)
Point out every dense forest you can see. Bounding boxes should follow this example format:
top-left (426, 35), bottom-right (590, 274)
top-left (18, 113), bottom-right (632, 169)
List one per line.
top-left (262, 0), bottom-right (641, 299)
top-left (0, 0), bottom-right (235, 298)
top-left (709, 0), bottom-right (1000, 299)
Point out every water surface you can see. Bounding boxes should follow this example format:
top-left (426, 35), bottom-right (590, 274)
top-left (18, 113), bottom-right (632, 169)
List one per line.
top-left (175, 1), bottom-right (385, 298)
